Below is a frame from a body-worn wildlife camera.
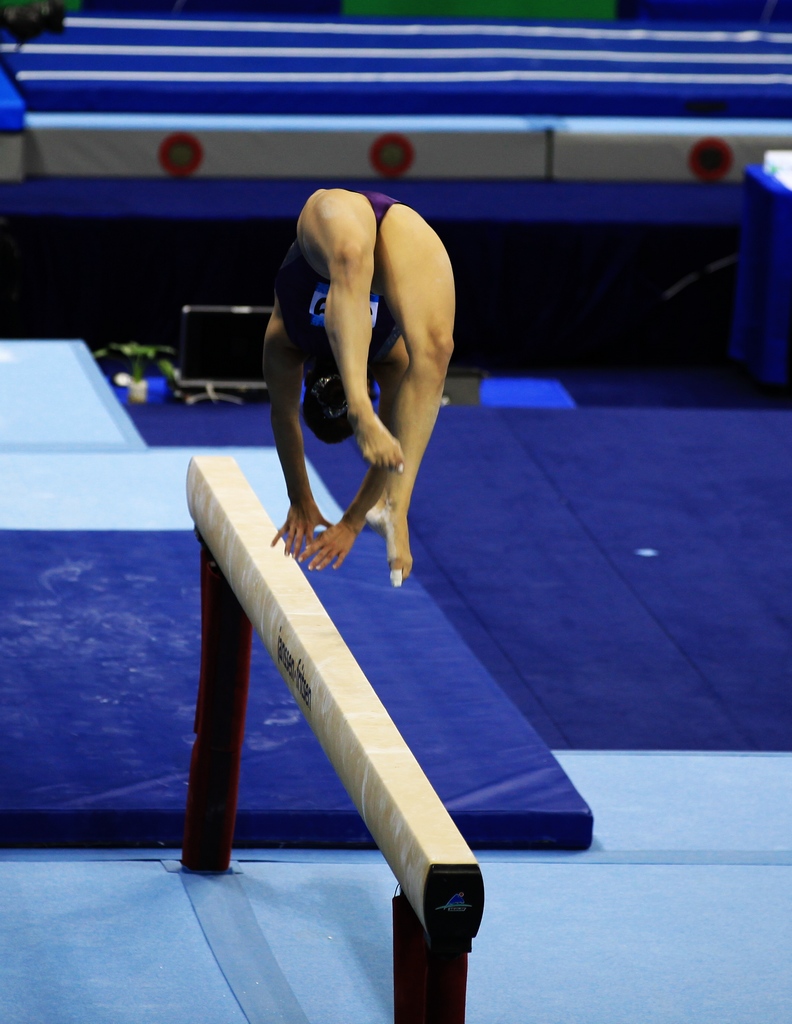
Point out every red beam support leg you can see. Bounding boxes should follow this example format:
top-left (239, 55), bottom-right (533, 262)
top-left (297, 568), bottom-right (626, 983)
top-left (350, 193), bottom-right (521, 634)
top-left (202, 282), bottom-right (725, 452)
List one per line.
top-left (393, 893), bottom-right (468, 1024)
top-left (393, 891), bottom-right (429, 1024)
top-left (182, 544), bottom-right (253, 871)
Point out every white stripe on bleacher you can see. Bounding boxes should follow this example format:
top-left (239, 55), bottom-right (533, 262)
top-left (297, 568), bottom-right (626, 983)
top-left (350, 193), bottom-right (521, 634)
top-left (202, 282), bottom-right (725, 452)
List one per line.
top-left (62, 17), bottom-right (792, 45)
top-left (21, 112), bottom-right (792, 133)
top-left (7, 43), bottom-right (792, 65)
top-left (18, 68), bottom-right (792, 85)
top-left (24, 111), bottom-right (549, 131)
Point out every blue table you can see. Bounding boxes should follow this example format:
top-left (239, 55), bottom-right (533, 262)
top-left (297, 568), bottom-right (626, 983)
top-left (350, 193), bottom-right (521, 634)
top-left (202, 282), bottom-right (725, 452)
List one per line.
top-left (0, 61), bottom-right (22, 131)
top-left (730, 165), bottom-right (792, 385)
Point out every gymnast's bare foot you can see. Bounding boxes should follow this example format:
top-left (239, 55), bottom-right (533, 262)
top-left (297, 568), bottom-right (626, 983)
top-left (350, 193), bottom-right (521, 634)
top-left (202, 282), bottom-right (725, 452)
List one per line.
top-left (349, 411), bottom-right (404, 473)
top-left (366, 500), bottom-right (413, 586)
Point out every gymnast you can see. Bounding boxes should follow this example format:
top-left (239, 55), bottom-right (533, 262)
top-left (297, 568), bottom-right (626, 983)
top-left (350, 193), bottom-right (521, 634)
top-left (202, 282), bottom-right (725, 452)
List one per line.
top-left (263, 187), bottom-right (455, 587)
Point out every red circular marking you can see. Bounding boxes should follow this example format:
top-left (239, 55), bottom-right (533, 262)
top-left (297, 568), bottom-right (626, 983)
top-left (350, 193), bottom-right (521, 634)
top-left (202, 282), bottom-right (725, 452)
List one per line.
top-left (688, 137), bottom-right (733, 182)
top-left (158, 132), bottom-right (204, 177)
top-left (369, 133), bottom-right (415, 178)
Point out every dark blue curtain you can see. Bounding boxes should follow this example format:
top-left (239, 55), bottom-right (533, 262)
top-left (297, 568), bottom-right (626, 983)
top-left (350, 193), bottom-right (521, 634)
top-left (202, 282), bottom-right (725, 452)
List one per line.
top-left (627, 0), bottom-right (792, 19)
top-left (81, 1), bottom-right (341, 11)
top-left (6, 215), bottom-right (739, 369)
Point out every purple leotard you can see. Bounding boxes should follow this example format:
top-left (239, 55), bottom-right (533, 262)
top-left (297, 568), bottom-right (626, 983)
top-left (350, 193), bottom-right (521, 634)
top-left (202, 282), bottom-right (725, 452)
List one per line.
top-left (274, 190), bottom-right (401, 363)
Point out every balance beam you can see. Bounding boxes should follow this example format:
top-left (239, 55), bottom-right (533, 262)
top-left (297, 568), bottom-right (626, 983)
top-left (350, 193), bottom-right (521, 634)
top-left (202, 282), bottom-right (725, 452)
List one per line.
top-left (184, 455), bottom-right (484, 959)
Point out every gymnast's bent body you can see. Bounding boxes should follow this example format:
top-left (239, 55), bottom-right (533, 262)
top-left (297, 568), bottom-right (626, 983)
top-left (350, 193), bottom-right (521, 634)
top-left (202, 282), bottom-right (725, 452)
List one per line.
top-left (263, 187), bottom-right (455, 587)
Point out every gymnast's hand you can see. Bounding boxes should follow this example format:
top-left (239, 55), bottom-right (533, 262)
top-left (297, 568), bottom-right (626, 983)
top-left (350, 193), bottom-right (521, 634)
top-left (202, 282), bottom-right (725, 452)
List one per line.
top-left (272, 501), bottom-right (331, 560)
top-left (299, 518), bottom-right (361, 572)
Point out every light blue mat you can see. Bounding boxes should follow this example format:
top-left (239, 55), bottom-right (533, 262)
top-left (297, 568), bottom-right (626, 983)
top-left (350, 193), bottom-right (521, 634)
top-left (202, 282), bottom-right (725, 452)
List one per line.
top-left (2, 753), bottom-right (790, 1023)
top-left (466, 860), bottom-right (792, 1024)
top-left (2, 849), bottom-right (790, 1022)
top-left (555, 752), bottom-right (792, 853)
top-left (0, 341), bottom-right (146, 451)
top-left (0, 860), bottom-right (248, 1024)
top-left (0, 338), bottom-right (342, 529)
top-left (0, 448), bottom-right (341, 531)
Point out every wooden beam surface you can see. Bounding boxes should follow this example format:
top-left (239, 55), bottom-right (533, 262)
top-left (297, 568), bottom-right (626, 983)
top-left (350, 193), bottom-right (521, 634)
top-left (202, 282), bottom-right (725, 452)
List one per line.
top-left (187, 455), bottom-right (483, 948)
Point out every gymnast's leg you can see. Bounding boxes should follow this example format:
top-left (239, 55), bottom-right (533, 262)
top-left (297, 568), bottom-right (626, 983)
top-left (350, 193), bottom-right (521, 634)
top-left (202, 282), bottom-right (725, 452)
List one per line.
top-left (368, 204), bottom-right (455, 584)
top-left (297, 189), bottom-right (404, 471)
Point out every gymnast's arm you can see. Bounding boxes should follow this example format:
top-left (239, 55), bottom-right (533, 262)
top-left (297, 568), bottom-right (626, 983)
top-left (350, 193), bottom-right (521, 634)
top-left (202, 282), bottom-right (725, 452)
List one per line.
top-left (263, 311), bottom-right (331, 557)
top-left (301, 342), bottom-right (407, 571)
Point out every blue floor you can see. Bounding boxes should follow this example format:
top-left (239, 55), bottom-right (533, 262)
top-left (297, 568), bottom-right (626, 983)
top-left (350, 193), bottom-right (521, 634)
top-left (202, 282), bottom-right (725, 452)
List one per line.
top-left (2, 341), bottom-right (791, 1021)
top-left (123, 383), bottom-right (792, 752)
top-left (2, 753), bottom-right (790, 1024)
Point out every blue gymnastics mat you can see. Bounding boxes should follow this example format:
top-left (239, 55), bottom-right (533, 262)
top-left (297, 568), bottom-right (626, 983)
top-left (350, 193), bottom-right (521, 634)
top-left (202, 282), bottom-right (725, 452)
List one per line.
top-left (0, 342), bottom-right (594, 847)
top-left (0, 340), bottom-right (592, 848)
top-left (4, 15), bottom-right (792, 118)
top-left (0, 526), bottom-right (591, 848)
top-left (123, 397), bottom-right (792, 753)
top-left (480, 376), bottom-right (576, 408)
top-left (409, 405), bottom-right (792, 751)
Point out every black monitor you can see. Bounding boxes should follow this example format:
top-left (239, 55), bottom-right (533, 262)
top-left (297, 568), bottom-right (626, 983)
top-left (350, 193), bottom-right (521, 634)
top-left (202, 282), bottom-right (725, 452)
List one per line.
top-left (176, 305), bottom-right (272, 390)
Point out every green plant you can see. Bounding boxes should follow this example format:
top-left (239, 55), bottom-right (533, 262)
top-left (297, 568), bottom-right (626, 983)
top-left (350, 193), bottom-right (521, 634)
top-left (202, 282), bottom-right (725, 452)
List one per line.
top-left (94, 342), bottom-right (177, 387)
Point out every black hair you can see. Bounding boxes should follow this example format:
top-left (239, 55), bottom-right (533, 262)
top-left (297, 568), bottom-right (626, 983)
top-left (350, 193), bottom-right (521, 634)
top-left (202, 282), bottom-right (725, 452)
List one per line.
top-left (302, 359), bottom-right (355, 444)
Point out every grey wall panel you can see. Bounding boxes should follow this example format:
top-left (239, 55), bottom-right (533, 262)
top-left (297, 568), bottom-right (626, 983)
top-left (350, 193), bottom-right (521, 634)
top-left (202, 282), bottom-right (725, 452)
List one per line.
top-left (553, 132), bottom-right (792, 183)
top-left (404, 131), bottom-right (546, 179)
top-left (25, 129), bottom-right (160, 177)
top-left (24, 128), bottom-right (548, 180)
top-left (0, 134), bottom-right (23, 183)
top-left (28, 122), bottom-right (790, 184)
